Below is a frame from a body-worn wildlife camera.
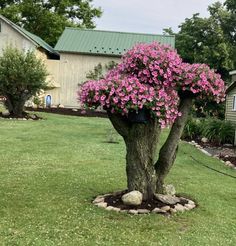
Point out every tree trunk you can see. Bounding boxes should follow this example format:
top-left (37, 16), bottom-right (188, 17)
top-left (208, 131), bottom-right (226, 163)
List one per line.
top-left (108, 112), bottom-right (161, 201)
top-left (5, 94), bottom-right (28, 118)
top-left (125, 120), bottom-right (161, 200)
top-left (155, 96), bottom-right (193, 193)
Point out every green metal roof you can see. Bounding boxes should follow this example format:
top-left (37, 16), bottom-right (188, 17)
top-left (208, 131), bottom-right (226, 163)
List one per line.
top-left (55, 28), bottom-right (175, 56)
top-left (0, 14), bottom-right (59, 57)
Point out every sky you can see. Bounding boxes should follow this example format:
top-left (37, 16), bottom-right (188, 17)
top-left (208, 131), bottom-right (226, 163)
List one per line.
top-left (92, 0), bottom-right (224, 34)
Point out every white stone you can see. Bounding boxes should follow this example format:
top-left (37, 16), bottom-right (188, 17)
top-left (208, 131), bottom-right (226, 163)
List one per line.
top-left (105, 206), bottom-right (114, 211)
top-left (170, 208), bottom-right (177, 213)
top-left (105, 206), bottom-right (120, 212)
top-left (58, 104), bottom-right (65, 108)
top-left (225, 161), bottom-right (232, 166)
top-left (122, 191), bottom-right (143, 206)
top-left (2, 111), bottom-right (9, 116)
top-left (185, 203), bottom-right (196, 210)
top-left (72, 108), bottom-right (78, 112)
top-left (225, 155), bottom-right (229, 158)
top-left (96, 202), bottom-right (107, 208)
top-left (128, 209), bottom-right (139, 215)
top-left (188, 200), bottom-right (195, 205)
top-left (174, 204), bottom-right (185, 212)
top-left (201, 137), bottom-right (208, 143)
top-left (93, 197), bottom-right (104, 204)
top-left (195, 144), bottom-right (202, 148)
top-left (152, 208), bottom-right (165, 213)
top-left (160, 206), bottom-right (171, 212)
top-left (200, 149), bottom-right (211, 156)
top-left (137, 209), bottom-right (150, 214)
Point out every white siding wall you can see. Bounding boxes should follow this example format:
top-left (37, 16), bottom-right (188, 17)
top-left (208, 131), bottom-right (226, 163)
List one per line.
top-left (56, 53), bottom-right (120, 107)
top-left (226, 75), bottom-right (236, 125)
top-left (0, 20), bottom-right (36, 55)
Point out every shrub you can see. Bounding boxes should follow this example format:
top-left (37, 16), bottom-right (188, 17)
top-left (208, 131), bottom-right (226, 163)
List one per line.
top-left (202, 119), bottom-right (235, 144)
top-left (182, 117), bottom-right (202, 140)
top-left (0, 46), bottom-right (47, 117)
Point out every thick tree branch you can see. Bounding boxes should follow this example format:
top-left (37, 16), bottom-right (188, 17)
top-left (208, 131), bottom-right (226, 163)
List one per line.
top-left (107, 111), bottom-right (130, 138)
top-left (155, 96), bottom-right (194, 192)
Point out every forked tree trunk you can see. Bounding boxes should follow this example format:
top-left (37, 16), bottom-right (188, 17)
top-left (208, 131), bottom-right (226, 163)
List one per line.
top-left (108, 112), bottom-right (160, 200)
top-left (125, 121), bottom-right (161, 200)
top-left (107, 96), bottom-right (193, 199)
top-left (155, 96), bottom-right (193, 193)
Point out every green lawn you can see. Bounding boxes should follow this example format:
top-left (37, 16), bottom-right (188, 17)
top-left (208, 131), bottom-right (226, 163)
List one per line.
top-left (0, 113), bottom-right (235, 246)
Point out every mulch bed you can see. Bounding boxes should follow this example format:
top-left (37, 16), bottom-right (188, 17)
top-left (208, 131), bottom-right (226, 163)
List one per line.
top-left (103, 190), bottom-right (188, 211)
top-left (26, 107), bottom-right (108, 118)
top-left (183, 137), bottom-right (236, 167)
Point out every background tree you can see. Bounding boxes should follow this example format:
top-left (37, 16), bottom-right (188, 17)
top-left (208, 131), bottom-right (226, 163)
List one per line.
top-left (79, 42), bottom-right (225, 200)
top-left (0, 0), bottom-right (102, 46)
top-left (0, 46), bottom-right (47, 117)
top-left (163, 1), bottom-right (235, 118)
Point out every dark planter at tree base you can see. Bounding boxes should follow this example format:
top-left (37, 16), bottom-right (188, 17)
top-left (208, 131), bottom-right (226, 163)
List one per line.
top-left (128, 108), bottom-right (150, 123)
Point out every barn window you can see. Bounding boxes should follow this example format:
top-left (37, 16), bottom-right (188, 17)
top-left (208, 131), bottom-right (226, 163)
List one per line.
top-left (233, 95), bottom-right (236, 111)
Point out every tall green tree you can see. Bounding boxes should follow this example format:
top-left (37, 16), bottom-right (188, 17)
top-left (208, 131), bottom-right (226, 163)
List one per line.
top-left (163, 1), bottom-right (235, 81)
top-left (0, 0), bottom-right (102, 46)
top-left (0, 47), bottom-right (47, 117)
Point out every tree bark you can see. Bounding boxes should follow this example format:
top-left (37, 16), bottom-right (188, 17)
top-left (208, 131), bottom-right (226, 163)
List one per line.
top-left (5, 93), bottom-right (29, 118)
top-left (155, 96), bottom-right (193, 193)
top-left (107, 113), bottom-right (161, 200)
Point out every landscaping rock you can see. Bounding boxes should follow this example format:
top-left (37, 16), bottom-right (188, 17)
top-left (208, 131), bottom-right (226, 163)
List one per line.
top-left (223, 144), bottom-right (233, 147)
top-left (72, 108), bottom-right (78, 112)
top-left (128, 209), bottom-right (139, 215)
top-left (106, 206), bottom-right (121, 212)
top-left (122, 191), bottom-right (143, 206)
top-left (201, 137), bottom-right (208, 143)
top-left (195, 144), bottom-right (202, 148)
top-left (225, 161), bottom-right (232, 166)
top-left (160, 206), bottom-right (171, 212)
top-left (137, 209), bottom-right (150, 214)
top-left (170, 208), bottom-right (177, 213)
top-left (96, 202), bottom-right (107, 208)
top-left (2, 111), bottom-right (9, 116)
top-left (188, 200), bottom-right (195, 205)
top-left (185, 203), bottom-right (196, 210)
top-left (154, 194), bottom-right (180, 205)
top-left (106, 206), bottom-right (114, 211)
top-left (152, 208), bottom-right (166, 214)
top-left (174, 204), bottom-right (185, 212)
top-left (200, 149), bottom-right (212, 156)
top-left (164, 184), bottom-right (176, 196)
top-left (93, 196), bottom-right (104, 204)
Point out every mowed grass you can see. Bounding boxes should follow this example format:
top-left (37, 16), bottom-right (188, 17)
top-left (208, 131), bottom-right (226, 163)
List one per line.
top-left (0, 113), bottom-right (235, 246)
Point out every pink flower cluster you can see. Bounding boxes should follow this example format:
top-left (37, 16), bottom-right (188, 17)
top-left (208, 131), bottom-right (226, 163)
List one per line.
top-left (79, 75), bottom-right (180, 127)
top-left (118, 42), bottom-right (183, 88)
top-left (79, 42), bottom-right (225, 128)
top-left (179, 63), bottom-right (225, 102)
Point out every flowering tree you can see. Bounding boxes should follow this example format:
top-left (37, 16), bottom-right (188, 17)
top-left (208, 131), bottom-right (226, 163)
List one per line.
top-left (79, 42), bottom-right (225, 201)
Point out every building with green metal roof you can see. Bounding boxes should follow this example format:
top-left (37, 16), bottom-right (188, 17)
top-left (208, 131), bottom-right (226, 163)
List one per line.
top-left (53, 28), bottom-right (175, 108)
top-left (55, 27), bottom-right (175, 56)
top-left (0, 14), bottom-right (59, 58)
